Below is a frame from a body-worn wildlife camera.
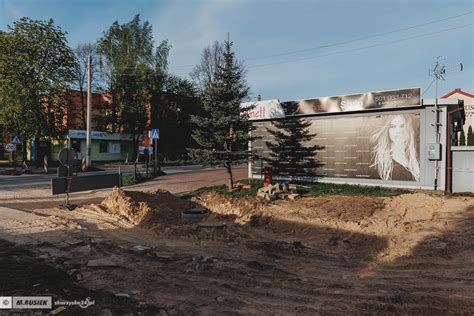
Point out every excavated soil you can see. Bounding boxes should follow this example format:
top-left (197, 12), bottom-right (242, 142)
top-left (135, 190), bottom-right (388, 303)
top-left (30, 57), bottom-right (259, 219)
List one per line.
top-left (2, 188), bottom-right (473, 314)
top-left (100, 187), bottom-right (191, 227)
top-left (195, 192), bottom-right (474, 262)
top-left (97, 188), bottom-right (242, 242)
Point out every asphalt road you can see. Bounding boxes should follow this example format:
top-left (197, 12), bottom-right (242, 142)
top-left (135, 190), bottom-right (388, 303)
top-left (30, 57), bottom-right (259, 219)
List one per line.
top-left (0, 164), bottom-right (208, 188)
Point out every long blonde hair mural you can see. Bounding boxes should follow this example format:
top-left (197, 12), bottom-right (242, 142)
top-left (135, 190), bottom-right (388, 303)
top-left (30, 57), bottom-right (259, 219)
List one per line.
top-left (370, 114), bottom-right (420, 181)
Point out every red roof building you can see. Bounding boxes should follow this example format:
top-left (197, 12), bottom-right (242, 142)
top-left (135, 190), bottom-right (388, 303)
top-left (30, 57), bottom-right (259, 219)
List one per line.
top-left (442, 88), bottom-right (474, 142)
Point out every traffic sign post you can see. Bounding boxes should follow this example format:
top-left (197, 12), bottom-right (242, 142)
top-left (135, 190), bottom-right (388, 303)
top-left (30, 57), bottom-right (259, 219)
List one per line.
top-left (11, 135), bottom-right (21, 145)
top-left (11, 136), bottom-right (23, 169)
top-left (150, 129), bottom-right (160, 174)
top-left (155, 140), bottom-right (158, 173)
top-left (4, 143), bottom-right (16, 167)
top-left (4, 143), bottom-right (15, 153)
top-left (151, 129), bottom-right (160, 140)
top-left (58, 148), bottom-right (77, 211)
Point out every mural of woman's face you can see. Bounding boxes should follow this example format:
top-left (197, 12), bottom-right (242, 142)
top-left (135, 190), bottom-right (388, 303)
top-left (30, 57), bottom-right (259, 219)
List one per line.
top-left (297, 100), bottom-right (317, 114)
top-left (388, 115), bottom-right (408, 145)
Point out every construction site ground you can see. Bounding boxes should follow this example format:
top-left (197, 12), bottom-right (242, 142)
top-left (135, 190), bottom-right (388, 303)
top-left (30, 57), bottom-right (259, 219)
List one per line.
top-left (0, 167), bottom-right (472, 315)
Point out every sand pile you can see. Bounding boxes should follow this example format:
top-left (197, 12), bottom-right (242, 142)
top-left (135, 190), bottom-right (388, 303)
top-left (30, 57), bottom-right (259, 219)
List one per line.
top-left (277, 195), bottom-right (385, 223)
top-left (194, 192), bottom-right (385, 229)
top-left (192, 192), bottom-right (391, 255)
top-left (99, 188), bottom-right (243, 242)
top-left (100, 188), bottom-right (191, 227)
top-left (191, 191), bottom-right (474, 265)
top-left (193, 192), bottom-right (269, 225)
top-left (384, 193), bottom-right (444, 221)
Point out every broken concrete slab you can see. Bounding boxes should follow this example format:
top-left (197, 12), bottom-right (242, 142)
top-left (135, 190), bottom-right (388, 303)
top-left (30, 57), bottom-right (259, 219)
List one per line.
top-left (64, 238), bottom-right (84, 246)
top-left (87, 258), bottom-right (118, 268)
top-left (288, 193), bottom-right (300, 200)
top-left (53, 242), bottom-right (70, 249)
top-left (130, 245), bottom-right (151, 253)
top-left (38, 247), bottom-right (73, 259)
top-left (153, 252), bottom-right (174, 260)
top-left (276, 193), bottom-right (288, 200)
top-left (115, 293), bottom-right (130, 298)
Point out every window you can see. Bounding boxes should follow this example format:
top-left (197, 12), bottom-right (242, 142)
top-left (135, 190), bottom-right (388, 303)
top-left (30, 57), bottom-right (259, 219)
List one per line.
top-left (71, 140), bottom-right (81, 153)
top-left (99, 141), bottom-right (107, 153)
top-left (109, 142), bottom-right (121, 154)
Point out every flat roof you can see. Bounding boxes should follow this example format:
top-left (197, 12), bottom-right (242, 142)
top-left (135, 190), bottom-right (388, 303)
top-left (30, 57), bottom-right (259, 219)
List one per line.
top-left (422, 98), bottom-right (463, 106)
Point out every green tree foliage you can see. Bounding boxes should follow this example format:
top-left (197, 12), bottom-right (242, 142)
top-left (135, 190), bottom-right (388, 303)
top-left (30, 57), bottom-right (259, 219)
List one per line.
top-left (154, 75), bottom-right (201, 161)
top-left (0, 18), bottom-right (76, 142)
top-left (459, 129), bottom-right (466, 146)
top-left (265, 102), bottom-right (323, 180)
top-left (98, 15), bottom-right (170, 158)
top-left (189, 39), bottom-right (253, 189)
top-left (190, 41), bottom-right (224, 95)
top-left (467, 125), bottom-right (474, 146)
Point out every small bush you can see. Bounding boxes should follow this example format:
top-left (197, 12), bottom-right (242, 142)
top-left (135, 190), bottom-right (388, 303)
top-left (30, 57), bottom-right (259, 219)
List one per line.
top-left (122, 174), bottom-right (137, 186)
top-left (121, 170), bottom-right (166, 187)
top-left (302, 182), bottom-right (410, 197)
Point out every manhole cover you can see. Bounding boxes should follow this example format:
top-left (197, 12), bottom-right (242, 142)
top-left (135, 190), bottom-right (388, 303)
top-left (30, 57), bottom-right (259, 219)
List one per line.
top-left (183, 207), bottom-right (208, 215)
top-left (181, 208), bottom-right (209, 222)
top-left (197, 222), bottom-right (226, 229)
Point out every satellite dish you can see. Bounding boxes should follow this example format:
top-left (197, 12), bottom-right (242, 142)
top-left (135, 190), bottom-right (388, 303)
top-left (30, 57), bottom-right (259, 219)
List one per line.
top-left (58, 148), bottom-right (77, 167)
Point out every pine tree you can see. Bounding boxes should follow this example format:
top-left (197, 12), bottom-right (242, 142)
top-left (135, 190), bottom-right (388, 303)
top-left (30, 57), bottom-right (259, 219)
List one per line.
top-left (467, 125), bottom-right (474, 146)
top-left (459, 129), bottom-right (466, 146)
top-left (190, 39), bottom-right (253, 189)
top-left (265, 102), bottom-right (323, 180)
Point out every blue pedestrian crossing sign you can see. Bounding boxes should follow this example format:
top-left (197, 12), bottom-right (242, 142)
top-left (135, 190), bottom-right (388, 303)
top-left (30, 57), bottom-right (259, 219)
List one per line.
top-left (11, 135), bottom-right (21, 145)
top-left (151, 129), bottom-right (160, 140)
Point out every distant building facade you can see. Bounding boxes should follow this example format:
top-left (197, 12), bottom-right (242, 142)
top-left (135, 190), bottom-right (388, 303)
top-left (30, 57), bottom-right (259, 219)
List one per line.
top-left (442, 88), bottom-right (474, 144)
top-left (25, 89), bottom-right (200, 163)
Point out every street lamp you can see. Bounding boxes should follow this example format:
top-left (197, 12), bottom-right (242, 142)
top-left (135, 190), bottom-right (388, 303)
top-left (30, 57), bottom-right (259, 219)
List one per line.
top-left (86, 40), bottom-right (107, 169)
top-left (85, 53), bottom-right (92, 169)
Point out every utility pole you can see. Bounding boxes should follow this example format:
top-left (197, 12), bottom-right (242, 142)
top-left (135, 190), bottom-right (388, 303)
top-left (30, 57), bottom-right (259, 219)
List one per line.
top-left (429, 57), bottom-right (463, 190)
top-left (86, 53), bottom-right (92, 169)
top-left (432, 57), bottom-right (442, 190)
top-left (154, 138), bottom-right (158, 173)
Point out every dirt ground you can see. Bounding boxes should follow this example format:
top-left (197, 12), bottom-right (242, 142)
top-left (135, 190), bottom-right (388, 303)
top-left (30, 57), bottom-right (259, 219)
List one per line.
top-left (0, 185), bottom-right (473, 315)
top-left (0, 167), bottom-right (247, 211)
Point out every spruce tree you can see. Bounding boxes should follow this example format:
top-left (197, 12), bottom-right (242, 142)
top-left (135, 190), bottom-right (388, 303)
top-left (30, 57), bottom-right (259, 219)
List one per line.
top-left (467, 125), bottom-right (474, 146)
top-left (265, 102), bottom-right (323, 181)
top-left (459, 129), bottom-right (466, 146)
top-left (190, 39), bottom-right (253, 189)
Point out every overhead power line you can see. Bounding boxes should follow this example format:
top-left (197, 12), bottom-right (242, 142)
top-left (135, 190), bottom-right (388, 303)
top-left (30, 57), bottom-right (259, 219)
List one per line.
top-left (244, 11), bottom-right (473, 62)
top-left (169, 11), bottom-right (472, 71)
top-left (248, 23), bottom-right (473, 69)
top-left (422, 79), bottom-right (436, 97)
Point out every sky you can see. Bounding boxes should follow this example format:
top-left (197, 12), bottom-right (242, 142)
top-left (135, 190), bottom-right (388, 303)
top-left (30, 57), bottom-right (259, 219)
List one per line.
top-left (1, 0), bottom-right (473, 102)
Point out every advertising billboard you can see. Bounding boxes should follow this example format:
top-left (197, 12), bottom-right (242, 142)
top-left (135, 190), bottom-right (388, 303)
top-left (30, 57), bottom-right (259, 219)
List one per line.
top-left (243, 88), bottom-right (421, 120)
top-left (252, 112), bottom-right (421, 182)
